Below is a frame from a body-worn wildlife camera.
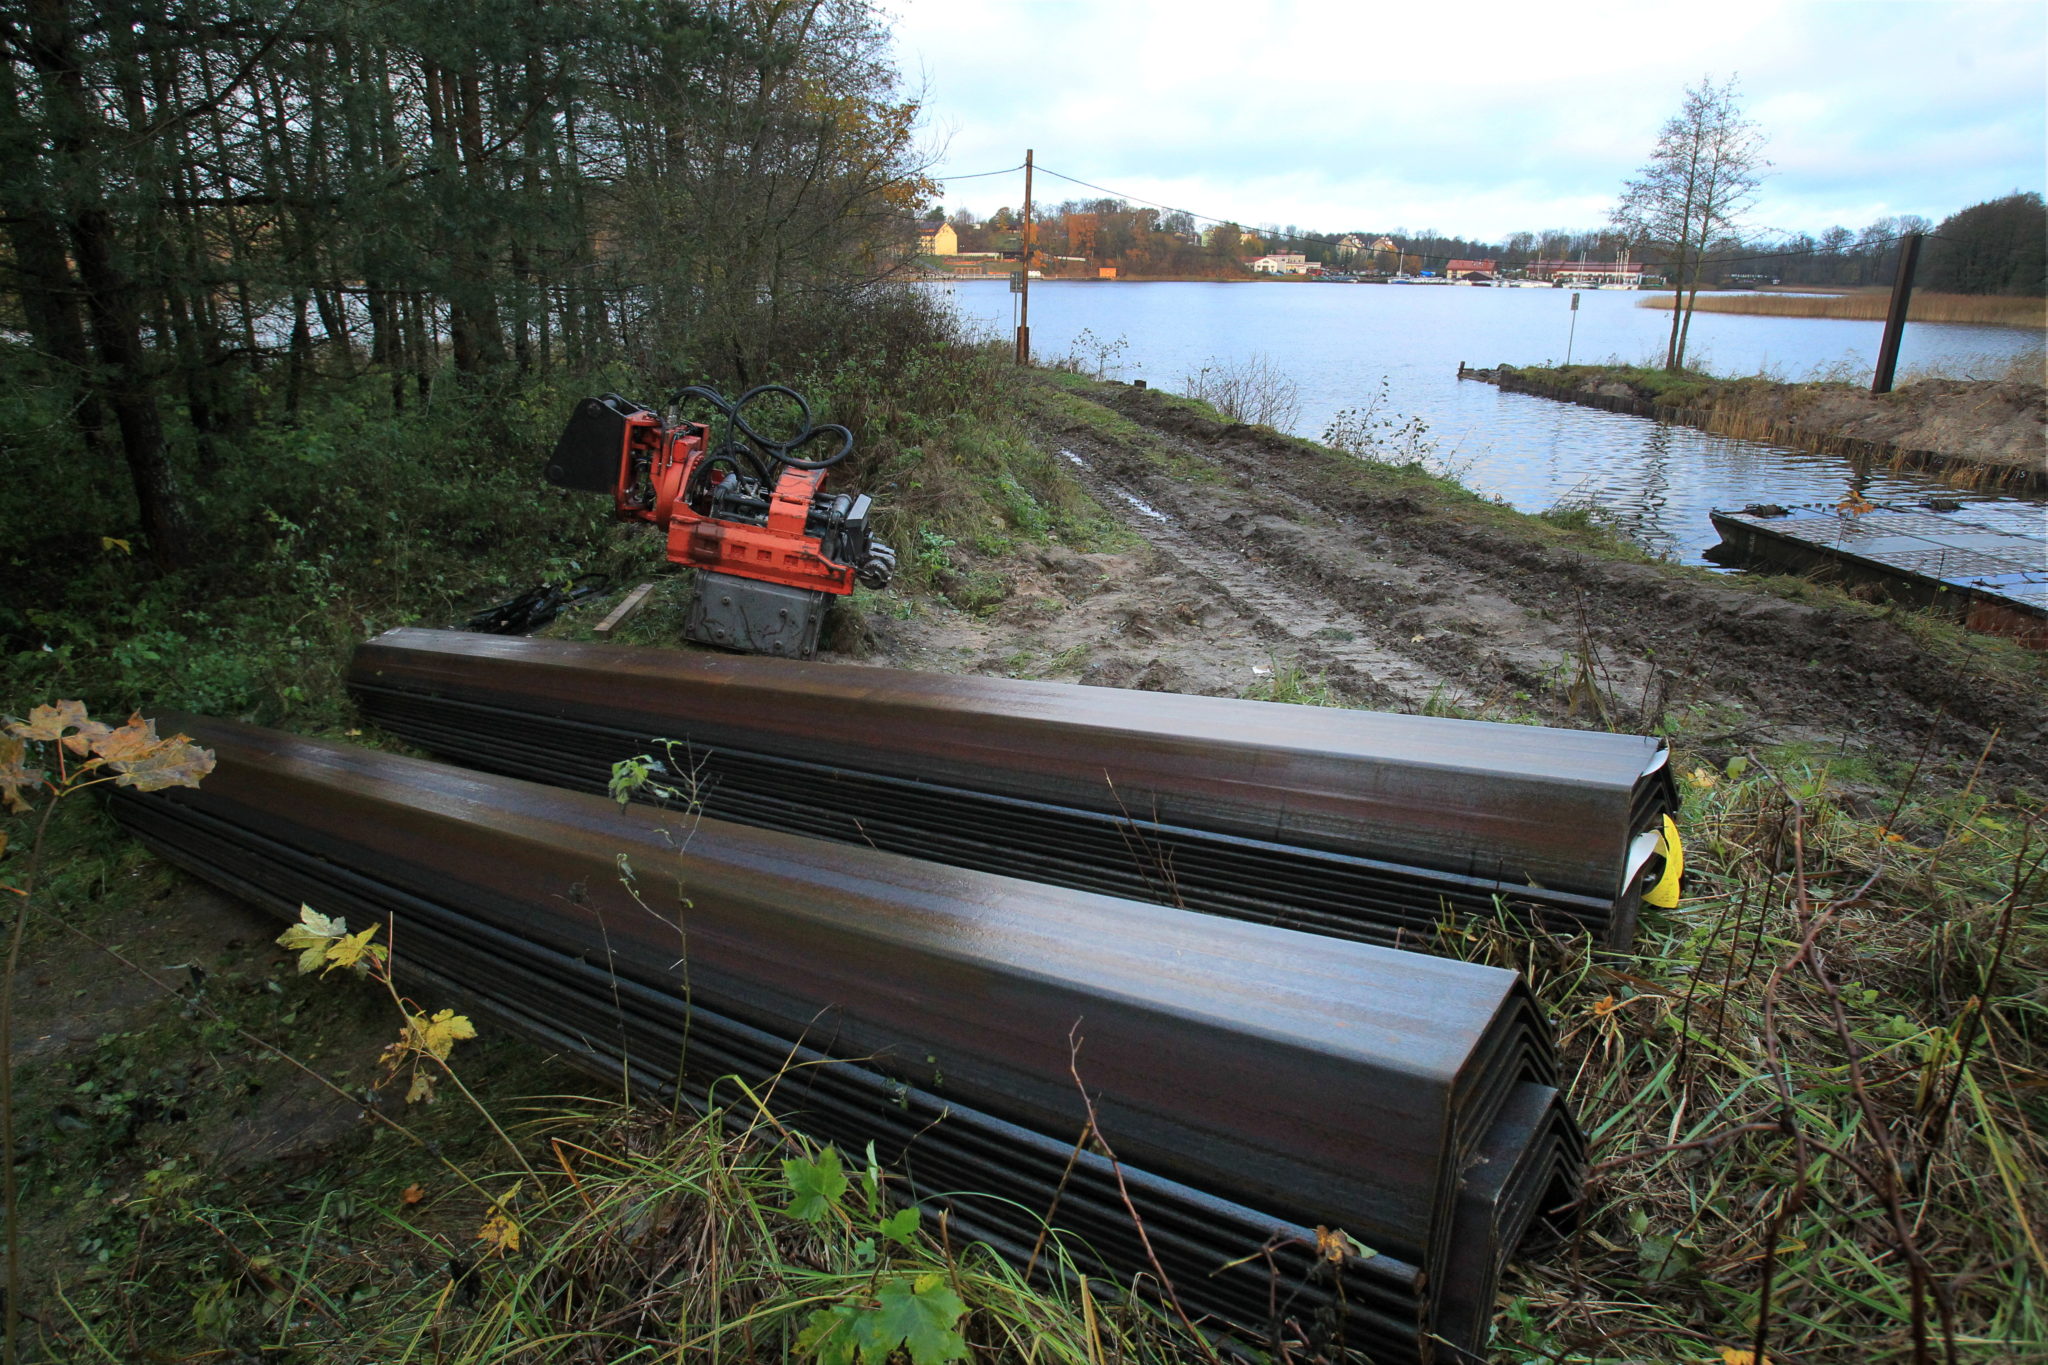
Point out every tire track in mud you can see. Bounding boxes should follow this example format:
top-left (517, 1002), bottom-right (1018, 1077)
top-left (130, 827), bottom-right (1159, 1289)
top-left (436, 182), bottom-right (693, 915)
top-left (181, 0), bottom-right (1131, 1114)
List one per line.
top-left (1064, 383), bottom-right (2048, 789)
top-left (1047, 436), bottom-right (1475, 711)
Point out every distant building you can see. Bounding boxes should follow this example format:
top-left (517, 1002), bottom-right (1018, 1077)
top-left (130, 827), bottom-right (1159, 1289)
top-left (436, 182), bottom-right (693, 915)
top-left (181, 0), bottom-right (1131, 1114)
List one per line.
top-left (1446, 258), bottom-right (1498, 281)
top-left (1248, 252), bottom-right (1314, 275)
top-left (1334, 233), bottom-right (1372, 259)
top-left (915, 221), bottom-right (959, 256)
top-left (1526, 257), bottom-right (1643, 286)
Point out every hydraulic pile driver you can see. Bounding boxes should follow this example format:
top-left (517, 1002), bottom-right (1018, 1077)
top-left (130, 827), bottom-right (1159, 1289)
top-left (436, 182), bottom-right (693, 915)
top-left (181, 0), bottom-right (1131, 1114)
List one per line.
top-left (544, 385), bottom-right (894, 658)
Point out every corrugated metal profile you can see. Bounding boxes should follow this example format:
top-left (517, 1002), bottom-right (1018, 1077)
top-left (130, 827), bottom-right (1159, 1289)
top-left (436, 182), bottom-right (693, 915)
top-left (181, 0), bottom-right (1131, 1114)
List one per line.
top-left (348, 628), bottom-right (1676, 947)
top-left (114, 716), bottom-right (1582, 1363)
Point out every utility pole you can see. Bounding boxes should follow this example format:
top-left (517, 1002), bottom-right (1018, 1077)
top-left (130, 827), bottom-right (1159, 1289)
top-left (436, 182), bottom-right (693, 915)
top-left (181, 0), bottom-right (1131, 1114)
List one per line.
top-left (1015, 148), bottom-right (1033, 365)
top-left (1871, 231), bottom-right (1923, 395)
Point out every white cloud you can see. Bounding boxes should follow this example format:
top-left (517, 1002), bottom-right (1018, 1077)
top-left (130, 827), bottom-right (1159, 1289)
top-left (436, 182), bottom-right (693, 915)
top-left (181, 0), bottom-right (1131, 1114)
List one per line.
top-left (889, 0), bottom-right (2046, 240)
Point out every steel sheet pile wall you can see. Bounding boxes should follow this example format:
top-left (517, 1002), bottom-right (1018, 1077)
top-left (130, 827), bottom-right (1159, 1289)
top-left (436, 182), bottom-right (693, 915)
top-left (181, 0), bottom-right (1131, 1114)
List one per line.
top-left (114, 716), bottom-right (1582, 1362)
top-left (350, 629), bottom-right (1677, 948)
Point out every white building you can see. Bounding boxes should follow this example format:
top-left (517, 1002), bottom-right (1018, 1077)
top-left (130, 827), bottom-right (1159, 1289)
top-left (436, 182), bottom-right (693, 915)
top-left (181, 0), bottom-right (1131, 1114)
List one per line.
top-left (1248, 252), bottom-right (1314, 275)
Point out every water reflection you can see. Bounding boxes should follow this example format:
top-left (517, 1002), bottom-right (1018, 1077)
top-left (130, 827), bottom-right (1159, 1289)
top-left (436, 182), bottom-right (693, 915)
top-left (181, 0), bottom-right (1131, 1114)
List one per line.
top-left (937, 280), bottom-right (2042, 564)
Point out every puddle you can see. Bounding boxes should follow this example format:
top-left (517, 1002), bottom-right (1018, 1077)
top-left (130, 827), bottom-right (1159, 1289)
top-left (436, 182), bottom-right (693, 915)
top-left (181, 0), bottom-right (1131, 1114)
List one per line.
top-left (1061, 449), bottom-right (1170, 522)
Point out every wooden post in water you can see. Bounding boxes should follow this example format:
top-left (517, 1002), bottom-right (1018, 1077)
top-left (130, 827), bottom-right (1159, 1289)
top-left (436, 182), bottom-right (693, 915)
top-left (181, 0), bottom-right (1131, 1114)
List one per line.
top-left (1871, 231), bottom-right (1923, 395)
top-left (1015, 149), bottom-right (1034, 365)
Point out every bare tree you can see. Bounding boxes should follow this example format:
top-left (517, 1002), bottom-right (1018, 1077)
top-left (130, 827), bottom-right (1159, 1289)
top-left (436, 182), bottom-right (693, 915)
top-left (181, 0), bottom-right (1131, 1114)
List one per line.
top-left (1613, 76), bottom-right (1768, 371)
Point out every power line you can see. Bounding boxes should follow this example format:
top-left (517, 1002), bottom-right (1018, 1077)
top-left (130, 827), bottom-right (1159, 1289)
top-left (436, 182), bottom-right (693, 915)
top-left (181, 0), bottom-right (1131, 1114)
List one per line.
top-left (931, 163), bottom-right (1025, 182)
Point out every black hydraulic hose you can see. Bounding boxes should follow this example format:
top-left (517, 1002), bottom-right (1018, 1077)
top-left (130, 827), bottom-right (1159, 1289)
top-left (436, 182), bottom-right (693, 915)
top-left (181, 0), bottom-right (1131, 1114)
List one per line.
top-left (666, 382), bottom-right (855, 479)
top-left (462, 573), bottom-right (611, 636)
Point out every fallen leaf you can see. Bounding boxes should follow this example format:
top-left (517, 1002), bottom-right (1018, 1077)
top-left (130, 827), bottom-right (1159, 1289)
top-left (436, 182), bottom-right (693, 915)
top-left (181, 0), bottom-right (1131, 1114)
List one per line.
top-left (400, 1183), bottom-right (426, 1205)
top-left (475, 1184), bottom-right (523, 1254)
top-left (1721, 1349), bottom-right (1771, 1365)
top-left (476, 1209), bottom-right (520, 1255)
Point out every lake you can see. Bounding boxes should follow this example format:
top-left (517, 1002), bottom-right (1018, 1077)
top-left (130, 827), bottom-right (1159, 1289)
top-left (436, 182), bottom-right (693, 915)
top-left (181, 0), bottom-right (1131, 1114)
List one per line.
top-left (935, 280), bottom-right (2044, 564)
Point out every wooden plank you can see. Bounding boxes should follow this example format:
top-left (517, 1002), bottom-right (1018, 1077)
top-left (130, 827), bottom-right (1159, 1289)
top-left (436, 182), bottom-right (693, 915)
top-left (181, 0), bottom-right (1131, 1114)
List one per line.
top-left (592, 581), bottom-right (658, 637)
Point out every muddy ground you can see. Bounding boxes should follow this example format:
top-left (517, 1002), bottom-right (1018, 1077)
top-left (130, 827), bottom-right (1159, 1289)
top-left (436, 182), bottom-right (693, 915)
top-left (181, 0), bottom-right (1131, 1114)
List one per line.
top-left (856, 376), bottom-right (2048, 796)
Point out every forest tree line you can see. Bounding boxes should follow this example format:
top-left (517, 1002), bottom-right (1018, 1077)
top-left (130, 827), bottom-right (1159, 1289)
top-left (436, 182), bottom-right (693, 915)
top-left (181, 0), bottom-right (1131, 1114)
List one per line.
top-left (937, 192), bottom-right (2047, 293)
top-left (0, 0), bottom-right (933, 570)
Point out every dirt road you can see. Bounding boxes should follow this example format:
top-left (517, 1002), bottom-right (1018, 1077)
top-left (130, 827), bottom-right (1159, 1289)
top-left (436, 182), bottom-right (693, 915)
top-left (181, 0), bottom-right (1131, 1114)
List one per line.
top-left (864, 377), bottom-right (2048, 794)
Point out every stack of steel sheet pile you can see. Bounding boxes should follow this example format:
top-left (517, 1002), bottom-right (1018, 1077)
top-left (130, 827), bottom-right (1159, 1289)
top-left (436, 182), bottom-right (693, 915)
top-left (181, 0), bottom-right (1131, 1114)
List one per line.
top-left (348, 628), bottom-right (1677, 949)
top-left (114, 715), bottom-right (1583, 1363)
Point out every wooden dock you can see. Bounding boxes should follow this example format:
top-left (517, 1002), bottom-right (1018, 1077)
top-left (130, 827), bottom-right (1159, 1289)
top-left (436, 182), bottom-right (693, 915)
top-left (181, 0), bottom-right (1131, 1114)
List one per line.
top-left (1709, 500), bottom-right (2046, 647)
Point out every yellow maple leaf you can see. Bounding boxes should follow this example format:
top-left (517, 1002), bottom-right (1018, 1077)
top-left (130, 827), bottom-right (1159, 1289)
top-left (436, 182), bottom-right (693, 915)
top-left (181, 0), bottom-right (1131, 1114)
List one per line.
top-left (476, 1183), bottom-right (523, 1255)
top-left (1684, 766), bottom-right (1718, 789)
top-left (277, 906), bottom-right (352, 974)
top-left (1721, 1349), bottom-right (1771, 1365)
top-left (322, 924), bottom-right (384, 976)
top-left (406, 1069), bottom-right (438, 1104)
top-left (476, 1210), bottom-right (521, 1255)
top-left (411, 1009), bottom-right (478, 1062)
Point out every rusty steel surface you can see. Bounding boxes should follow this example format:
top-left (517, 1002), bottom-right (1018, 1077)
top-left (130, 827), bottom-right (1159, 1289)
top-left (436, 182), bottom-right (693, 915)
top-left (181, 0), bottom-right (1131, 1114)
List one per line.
top-left (349, 628), bottom-right (1677, 944)
top-left (114, 715), bottom-right (1582, 1362)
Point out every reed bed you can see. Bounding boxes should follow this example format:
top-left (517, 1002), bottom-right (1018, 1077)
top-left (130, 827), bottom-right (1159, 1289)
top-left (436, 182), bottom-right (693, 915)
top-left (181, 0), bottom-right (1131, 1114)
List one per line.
top-left (1640, 291), bottom-right (2046, 329)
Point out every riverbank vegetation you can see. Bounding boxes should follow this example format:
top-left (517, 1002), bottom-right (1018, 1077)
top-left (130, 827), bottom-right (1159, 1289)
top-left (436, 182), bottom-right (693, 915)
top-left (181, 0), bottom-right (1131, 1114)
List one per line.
top-left (1640, 290), bottom-right (2048, 328)
top-left (1485, 362), bottom-right (2045, 491)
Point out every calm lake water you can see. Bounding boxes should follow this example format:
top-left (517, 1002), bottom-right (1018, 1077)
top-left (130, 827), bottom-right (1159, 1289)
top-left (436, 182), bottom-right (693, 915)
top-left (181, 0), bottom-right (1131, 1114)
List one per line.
top-left (936, 280), bottom-right (2045, 563)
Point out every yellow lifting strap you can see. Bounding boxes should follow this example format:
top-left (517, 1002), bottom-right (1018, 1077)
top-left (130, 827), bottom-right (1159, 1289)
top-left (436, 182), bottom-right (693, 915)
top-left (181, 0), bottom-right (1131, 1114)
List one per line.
top-left (1644, 814), bottom-right (1684, 909)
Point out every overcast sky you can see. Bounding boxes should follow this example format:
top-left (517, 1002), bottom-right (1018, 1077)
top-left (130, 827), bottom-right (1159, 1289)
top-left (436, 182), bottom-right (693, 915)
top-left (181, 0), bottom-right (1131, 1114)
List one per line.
top-left (885, 0), bottom-right (2047, 243)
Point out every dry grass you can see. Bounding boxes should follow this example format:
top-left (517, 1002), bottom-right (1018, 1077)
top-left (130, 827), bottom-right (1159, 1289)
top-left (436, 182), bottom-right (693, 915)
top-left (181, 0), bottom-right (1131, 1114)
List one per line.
top-left (1479, 743), bottom-right (2046, 1364)
top-left (1640, 292), bottom-right (2047, 329)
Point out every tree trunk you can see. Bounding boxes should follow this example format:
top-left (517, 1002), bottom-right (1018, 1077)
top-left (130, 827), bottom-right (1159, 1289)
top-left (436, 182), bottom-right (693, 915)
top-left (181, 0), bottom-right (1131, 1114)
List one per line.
top-left (1663, 244), bottom-right (1689, 371)
top-left (24, 0), bottom-right (189, 569)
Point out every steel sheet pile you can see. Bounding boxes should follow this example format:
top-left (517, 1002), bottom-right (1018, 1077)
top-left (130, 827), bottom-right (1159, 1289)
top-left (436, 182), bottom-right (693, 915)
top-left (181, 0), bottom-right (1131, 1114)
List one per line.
top-left (350, 628), bottom-right (1677, 949)
top-left (114, 716), bottom-right (1582, 1363)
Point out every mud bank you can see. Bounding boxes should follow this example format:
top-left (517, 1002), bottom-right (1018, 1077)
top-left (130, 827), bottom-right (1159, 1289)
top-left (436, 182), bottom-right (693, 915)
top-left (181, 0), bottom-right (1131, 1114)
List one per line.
top-left (857, 373), bottom-right (2048, 796)
top-left (1463, 364), bottom-right (2047, 494)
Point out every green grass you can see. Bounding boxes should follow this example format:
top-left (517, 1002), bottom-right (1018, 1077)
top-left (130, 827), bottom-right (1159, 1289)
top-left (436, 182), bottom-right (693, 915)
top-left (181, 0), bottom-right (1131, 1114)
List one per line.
top-left (1476, 740), bottom-right (2046, 1363)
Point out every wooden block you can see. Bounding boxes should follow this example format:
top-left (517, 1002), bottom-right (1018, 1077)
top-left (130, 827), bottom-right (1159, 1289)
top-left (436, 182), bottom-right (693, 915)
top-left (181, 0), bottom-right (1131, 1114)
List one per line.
top-left (593, 581), bottom-right (659, 637)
